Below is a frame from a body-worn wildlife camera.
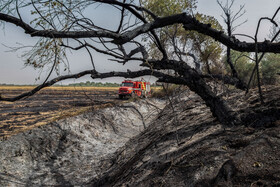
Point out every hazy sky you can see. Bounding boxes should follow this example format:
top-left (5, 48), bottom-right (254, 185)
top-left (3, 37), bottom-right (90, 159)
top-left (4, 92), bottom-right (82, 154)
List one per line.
top-left (0, 0), bottom-right (279, 84)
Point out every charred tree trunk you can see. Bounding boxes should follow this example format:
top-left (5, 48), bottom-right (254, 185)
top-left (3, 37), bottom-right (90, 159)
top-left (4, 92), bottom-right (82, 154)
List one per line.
top-left (149, 60), bottom-right (237, 126)
top-left (181, 64), bottom-right (236, 126)
top-left (217, 1), bottom-right (247, 90)
top-left (225, 13), bottom-right (247, 90)
top-left (206, 59), bottom-right (211, 75)
top-left (187, 52), bottom-right (201, 73)
top-left (226, 14), bottom-right (238, 78)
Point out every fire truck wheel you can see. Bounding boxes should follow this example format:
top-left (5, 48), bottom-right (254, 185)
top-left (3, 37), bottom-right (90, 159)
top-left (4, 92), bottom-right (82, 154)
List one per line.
top-left (131, 92), bottom-right (136, 98)
top-left (119, 95), bottom-right (123, 99)
top-left (144, 92), bottom-right (147, 98)
top-left (141, 91), bottom-right (147, 98)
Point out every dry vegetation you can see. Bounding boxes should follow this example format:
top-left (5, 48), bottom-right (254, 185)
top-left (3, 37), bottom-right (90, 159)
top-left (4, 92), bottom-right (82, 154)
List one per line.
top-left (0, 86), bottom-right (120, 139)
top-left (0, 86), bottom-right (119, 90)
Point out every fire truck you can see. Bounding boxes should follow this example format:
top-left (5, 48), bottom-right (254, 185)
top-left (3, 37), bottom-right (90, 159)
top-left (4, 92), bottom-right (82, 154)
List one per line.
top-left (118, 79), bottom-right (151, 99)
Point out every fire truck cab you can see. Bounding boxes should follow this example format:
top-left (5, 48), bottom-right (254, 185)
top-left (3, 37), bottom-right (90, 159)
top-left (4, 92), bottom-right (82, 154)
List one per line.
top-left (118, 79), bottom-right (151, 99)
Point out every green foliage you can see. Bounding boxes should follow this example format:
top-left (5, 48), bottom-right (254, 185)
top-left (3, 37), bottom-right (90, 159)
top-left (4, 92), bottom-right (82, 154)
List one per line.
top-left (141, 0), bottom-right (197, 59)
top-left (23, 38), bottom-right (67, 76)
top-left (186, 13), bottom-right (224, 74)
top-left (222, 50), bottom-right (255, 86)
top-left (141, 0), bottom-right (197, 17)
top-left (141, 0), bottom-right (223, 74)
top-left (261, 53), bottom-right (280, 85)
top-left (223, 51), bottom-right (280, 86)
top-left (68, 81), bottom-right (120, 87)
top-left (0, 0), bottom-right (91, 73)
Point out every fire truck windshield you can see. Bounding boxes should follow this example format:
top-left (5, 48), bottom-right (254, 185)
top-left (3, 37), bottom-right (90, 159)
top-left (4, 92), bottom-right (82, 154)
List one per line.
top-left (121, 82), bottom-right (133, 87)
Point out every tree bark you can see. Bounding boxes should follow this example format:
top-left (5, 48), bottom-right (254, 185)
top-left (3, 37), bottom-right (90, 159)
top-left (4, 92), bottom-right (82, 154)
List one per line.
top-left (144, 60), bottom-right (238, 126)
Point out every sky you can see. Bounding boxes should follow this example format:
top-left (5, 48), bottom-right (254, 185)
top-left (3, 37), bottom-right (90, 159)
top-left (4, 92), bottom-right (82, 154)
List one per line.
top-left (0, 0), bottom-right (279, 85)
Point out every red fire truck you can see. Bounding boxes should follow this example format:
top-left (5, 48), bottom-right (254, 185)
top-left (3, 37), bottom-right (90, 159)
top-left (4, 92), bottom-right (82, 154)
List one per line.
top-left (118, 79), bottom-right (151, 99)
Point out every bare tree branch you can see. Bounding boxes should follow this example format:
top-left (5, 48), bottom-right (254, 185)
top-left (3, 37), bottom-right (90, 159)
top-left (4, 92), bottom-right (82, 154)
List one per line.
top-left (2, 12), bottom-right (280, 53)
top-left (0, 69), bottom-right (158, 102)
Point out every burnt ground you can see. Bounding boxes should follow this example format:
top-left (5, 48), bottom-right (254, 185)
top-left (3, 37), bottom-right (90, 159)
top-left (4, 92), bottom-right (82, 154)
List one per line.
top-left (0, 85), bottom-right (279, 186)
top-left (90, 85), bottom-right (280, 187)
top-left (0, 86), bottom-right (119, 138)
top-left (0, 96), bottom-right (166, 186)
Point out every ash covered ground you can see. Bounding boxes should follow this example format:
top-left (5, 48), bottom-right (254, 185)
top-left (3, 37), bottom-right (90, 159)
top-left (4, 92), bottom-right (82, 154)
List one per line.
top-left (0, 85), bottom-right (280, 186)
